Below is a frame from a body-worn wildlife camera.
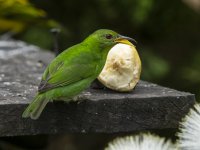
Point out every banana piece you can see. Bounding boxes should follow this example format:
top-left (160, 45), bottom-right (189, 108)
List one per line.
top-left (98, 43), bottom-right (141, 92)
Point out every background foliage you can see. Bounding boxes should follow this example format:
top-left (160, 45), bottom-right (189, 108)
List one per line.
top-left (0, 0), bottom-right (200, 149)
top-left (1, 0), bottom-right (200, 100)
top-left (1, 0), bottom-right (200, 99)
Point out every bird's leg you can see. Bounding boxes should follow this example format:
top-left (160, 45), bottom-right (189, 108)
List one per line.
top-left (72, 91), bottom-right (92, 103)
top-left (59, 92), bottom-right (92, 104)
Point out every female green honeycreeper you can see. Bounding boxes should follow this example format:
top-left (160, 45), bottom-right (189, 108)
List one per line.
top-left (22, 29), bottom-right (135, 119)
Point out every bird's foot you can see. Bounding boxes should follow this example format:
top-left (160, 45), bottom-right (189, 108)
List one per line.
top-left (72, 92), bottom-right (91, 103)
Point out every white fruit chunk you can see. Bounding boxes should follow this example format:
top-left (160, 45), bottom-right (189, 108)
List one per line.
top-left (98, 43), bottom-right (141, 92)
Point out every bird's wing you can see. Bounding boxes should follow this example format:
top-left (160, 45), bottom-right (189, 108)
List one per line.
top-left (38, 62), bottom-right (96, 93)
top-left (38, 45), bottom-right (98, 93)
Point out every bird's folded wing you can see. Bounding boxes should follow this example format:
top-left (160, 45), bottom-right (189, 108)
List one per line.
top-left (38, 62), bottom-right (96, 93)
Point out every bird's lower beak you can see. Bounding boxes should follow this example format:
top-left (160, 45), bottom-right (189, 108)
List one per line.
top-left (114, 35), bottom-right (137, 46)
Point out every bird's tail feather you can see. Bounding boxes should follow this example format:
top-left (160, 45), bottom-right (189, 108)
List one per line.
top-left (22, 94), bottom-right (49, 120)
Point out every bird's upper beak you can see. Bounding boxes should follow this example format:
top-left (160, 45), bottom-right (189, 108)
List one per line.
top-left (114, 35), bottom-right (137, 46)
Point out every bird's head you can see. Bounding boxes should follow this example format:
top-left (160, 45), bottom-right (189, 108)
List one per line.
top-left (85, 29), bottom-right (136, 50)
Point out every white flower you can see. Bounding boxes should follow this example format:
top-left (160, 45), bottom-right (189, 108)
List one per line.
top-left (105, 133), bottom-right (177, 150)
top-left (177, 103), bottom-right (200, 150)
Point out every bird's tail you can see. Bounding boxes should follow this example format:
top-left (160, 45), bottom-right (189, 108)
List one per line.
top-left (22, 94), bottom-right (49, 120)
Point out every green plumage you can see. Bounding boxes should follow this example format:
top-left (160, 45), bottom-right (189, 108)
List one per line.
top-left (22, 29), bottom-right (133, 119)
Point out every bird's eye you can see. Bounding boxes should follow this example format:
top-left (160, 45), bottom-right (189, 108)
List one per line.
top-left (105, 34), bottom-right (113, 39)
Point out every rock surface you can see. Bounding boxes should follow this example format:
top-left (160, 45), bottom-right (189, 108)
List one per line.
top-left (0, 40), bottom-right (195, 136)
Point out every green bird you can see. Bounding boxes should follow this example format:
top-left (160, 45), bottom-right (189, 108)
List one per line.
top-left (22, 29), bottom-right (135, 119)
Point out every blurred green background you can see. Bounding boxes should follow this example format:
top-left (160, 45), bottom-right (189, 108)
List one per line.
top-left (0, 0), bottom-right (200, 149)
top-left (1, 0), bottom-right (200, 99)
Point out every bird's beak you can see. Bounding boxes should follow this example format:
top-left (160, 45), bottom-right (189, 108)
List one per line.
top-left (114, 35), bottom-right (137, 46)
